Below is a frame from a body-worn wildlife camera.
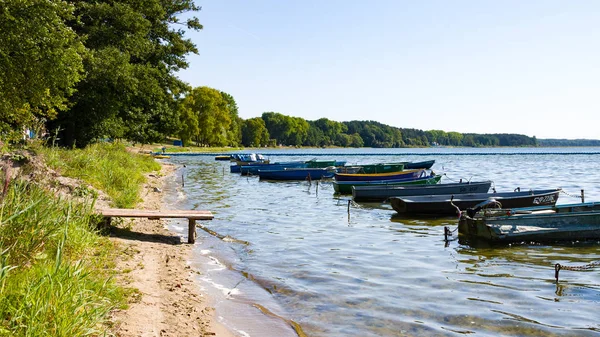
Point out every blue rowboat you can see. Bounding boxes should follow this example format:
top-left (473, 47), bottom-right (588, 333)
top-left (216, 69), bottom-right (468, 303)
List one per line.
top-left (240, 161), bottom-right (307, 175)
top-left (458, 201), bottom-right (600, 243)
top-left (335, 169), bottom-right (425, 182)
top-left (258, 167), bottom-right (336, 181)
top-left (334, 174), bottom-right (442, 194)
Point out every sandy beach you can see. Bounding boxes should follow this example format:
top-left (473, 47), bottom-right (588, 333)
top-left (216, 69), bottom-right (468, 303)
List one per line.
top-left (107, 162), bottom-right (235, 336)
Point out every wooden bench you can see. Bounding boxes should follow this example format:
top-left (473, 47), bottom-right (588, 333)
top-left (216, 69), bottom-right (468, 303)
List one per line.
top-left (99, 208), bottom-right (214, 244)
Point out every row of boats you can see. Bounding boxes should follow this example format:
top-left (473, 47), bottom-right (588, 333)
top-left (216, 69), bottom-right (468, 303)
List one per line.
top-left (225, 154), bottom-right (600, 245)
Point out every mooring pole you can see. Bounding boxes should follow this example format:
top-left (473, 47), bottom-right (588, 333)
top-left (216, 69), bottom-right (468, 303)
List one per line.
top-left (581, 189), bottom-right (585, 203)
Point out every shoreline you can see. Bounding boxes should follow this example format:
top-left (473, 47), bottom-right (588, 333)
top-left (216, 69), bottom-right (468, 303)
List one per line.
top-left (108, 161), bottom-right (235, 336)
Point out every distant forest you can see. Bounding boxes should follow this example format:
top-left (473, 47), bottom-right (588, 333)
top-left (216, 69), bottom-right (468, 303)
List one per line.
top-left (239, 111), bottom-right (538, 148)
top-left (537, 139), bottom-right (600, 147)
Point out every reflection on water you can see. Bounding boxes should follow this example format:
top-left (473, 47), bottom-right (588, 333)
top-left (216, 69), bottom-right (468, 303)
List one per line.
top-left (163, 149), bottom-right (600, 336)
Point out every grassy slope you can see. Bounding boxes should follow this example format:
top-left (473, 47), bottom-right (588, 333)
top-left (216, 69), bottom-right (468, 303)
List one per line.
top-left (0, 143), bottom-right (160, 336)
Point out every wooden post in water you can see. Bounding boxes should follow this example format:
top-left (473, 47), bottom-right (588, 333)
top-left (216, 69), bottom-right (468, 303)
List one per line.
top-left (188, 219), bottom-right (196, 244)
top-left (581, 189), bottom-right (585, 203)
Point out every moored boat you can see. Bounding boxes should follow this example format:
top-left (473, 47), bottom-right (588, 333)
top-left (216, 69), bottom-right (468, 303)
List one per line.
top-left (258, 167), bottom-right (336, 181)
top-left (333, 174), bottom-right (442, 194)
top-left (389, 188), bottom-right (561, 215)
top-left (240, 161), bottom-right (307, 175)
top-left (229, 153), bottom-right (269, 173)
top-left (215, 155), bottom-right (232, 161)
top-left (402, 160), bottom-right (435, 170)
top-left (458, 201), bottom-right (600, 243)
top-left (341, 162), bottom-right (405, 174)
top-left (352, 180), bottom-right (493, 202)
top-left (305, 159), bottom-right (346, 168)
top-left (335, 169), bottom-right (425, 182)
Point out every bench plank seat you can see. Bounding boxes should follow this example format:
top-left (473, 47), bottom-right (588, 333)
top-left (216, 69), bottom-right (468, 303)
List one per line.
top-left (99, 208), bottom-right (214, 243)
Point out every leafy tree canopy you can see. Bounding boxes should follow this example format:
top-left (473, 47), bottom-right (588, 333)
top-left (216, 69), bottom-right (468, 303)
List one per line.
top-left (0, 0), bottom-right (84, 141)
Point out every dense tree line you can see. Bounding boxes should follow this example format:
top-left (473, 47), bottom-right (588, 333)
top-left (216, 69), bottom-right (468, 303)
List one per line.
top-left (1, 2), bottom-right (538, 148)
top-left (538, 139), bottom-right (600, 147)
top-left (240, 114), bottom-right (537, 148)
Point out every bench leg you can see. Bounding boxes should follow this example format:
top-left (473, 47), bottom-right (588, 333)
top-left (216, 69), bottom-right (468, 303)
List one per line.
top-left (188, 219), bottom-right (196, 244)
top-left (99, 216), bottom-right (112, 230)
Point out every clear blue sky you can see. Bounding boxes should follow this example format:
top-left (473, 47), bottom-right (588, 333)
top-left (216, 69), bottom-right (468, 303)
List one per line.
top-left (177, 1), bottom-right (600, 140)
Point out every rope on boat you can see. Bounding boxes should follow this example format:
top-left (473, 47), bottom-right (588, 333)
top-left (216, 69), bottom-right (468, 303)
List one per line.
top-left (559, 188), bottom-right (585, 202)
top-left (554, 261), bottom-right (600, 282)
top-left (439, 173), bottom-right (473, 183)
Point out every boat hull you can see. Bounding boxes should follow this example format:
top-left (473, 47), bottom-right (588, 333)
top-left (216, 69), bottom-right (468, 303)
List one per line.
top-left (346, 163), bottom-right (405, 174)
top-left (240, 161), bottom-right (306, 175)
top-left (389, 189), bottom-right (561, 215)
top-left (458, 202), bottom-right (600, 243)
top-left (402, 160), bottom-right (435, 170)
top-left (335, 169), bottom-right (424, 182)
top-left (334, 175), bottom-right (442, 194)
top-left (258, 168), bottom-right (335, 180)
top-left (352, 181), bottom-right (493, 202)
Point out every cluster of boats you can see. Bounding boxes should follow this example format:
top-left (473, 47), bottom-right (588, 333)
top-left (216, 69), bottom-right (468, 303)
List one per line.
top-left (225, 154), bottom-right (600, 245)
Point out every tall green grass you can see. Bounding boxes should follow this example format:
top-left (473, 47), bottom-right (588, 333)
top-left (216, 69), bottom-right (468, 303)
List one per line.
top-left (0, 180), bottom-right (124, 336)
top-left (38, 143), bottom-right (161, 208)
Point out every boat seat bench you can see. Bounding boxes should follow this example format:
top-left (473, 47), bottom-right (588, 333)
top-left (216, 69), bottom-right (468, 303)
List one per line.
top-left (99, 208), bottom-right (214, 244)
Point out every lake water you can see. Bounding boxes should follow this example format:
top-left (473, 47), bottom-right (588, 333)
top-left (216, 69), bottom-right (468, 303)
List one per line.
top-left (161, 148), bottom-right (600, 337)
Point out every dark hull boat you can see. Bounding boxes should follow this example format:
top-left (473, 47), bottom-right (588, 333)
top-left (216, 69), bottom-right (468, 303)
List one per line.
top-left (240, 161), bottom-right (306, 175)
top-left (458, 202), bottom-right (600, 243)
top-left (352, 180), bottom-right (493, 202)
top-left (389, 188), bottom-right (561, 215)
top-left (258, 167), bottom-right (336, 180)
top-left (402, 160), bottom-right (435, 170)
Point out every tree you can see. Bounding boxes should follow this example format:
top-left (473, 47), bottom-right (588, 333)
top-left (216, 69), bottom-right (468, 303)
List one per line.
top-left (261, 112), bottom-right (288, 145)
top-left (349, 133), bottom-right (364, 147)
top-left (184, 87), bottom-right (231, 146)
top-left (0, 0), bottom-right (84, 141)
top-left (242, 117), bottom-right (269, 147)
top-left (447, 132), bottom-right (463, 146)
top-left (48, 0), bottom-right (202, 147)
top-left (221, 92), bottom-right (242, 146)
top-left (178, 96), bottom-right (199, 147)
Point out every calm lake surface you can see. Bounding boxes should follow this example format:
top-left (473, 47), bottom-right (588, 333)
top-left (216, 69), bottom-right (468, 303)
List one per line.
top-left (162, 148), bottom-right (600, 337)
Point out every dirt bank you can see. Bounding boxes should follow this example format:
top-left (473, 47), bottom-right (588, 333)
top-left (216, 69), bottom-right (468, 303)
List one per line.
top-left (108, 162), bottom-right (235, 336)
